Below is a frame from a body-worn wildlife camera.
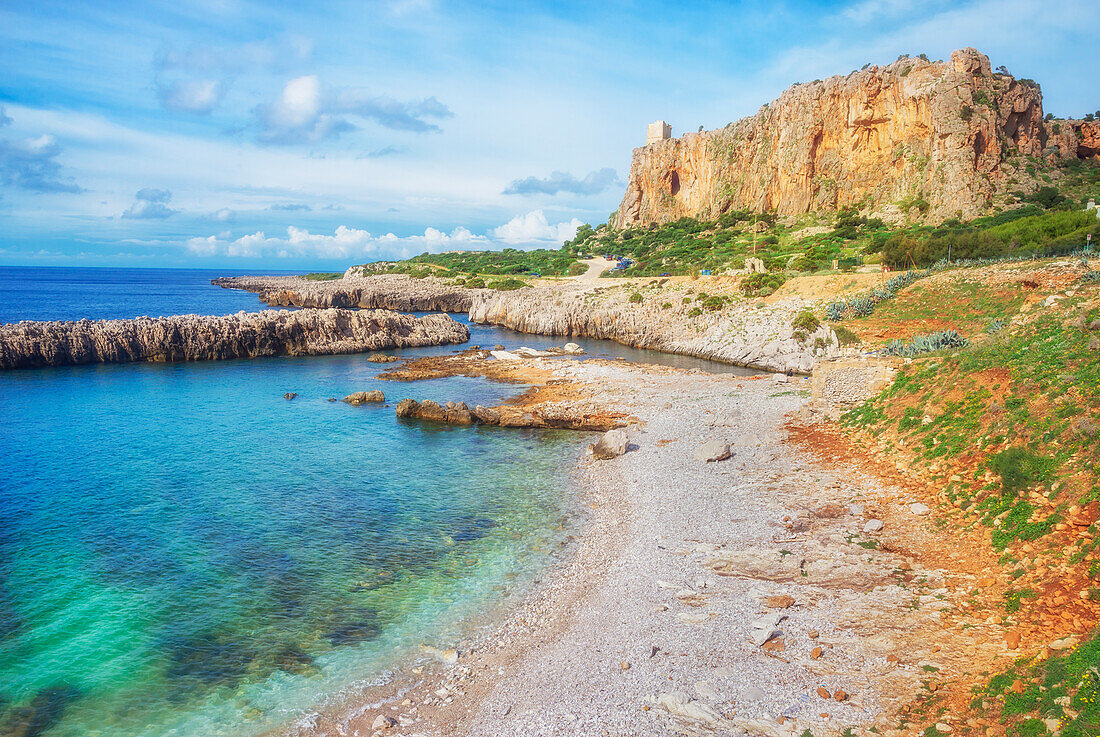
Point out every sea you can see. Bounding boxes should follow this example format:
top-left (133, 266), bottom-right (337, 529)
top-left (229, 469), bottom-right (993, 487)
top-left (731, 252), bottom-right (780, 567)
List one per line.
top-left (0, 266), bottom-right (753, 737)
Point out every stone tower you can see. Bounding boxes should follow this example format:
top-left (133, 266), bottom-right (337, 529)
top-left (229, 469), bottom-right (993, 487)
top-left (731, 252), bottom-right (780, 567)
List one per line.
top-left (646, 121), bottom-right (671, 145)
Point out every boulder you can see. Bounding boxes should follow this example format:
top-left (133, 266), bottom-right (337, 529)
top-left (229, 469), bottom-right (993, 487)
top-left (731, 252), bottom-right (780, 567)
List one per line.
top-left (395, 399), bottom-right (421, 417)
top-left (473, 405), bottom-right (501, 424)
top-left (366, 353), bottom-right (399, 363)
top-left (416, 400), bottom-right (447, 421)
top-left (863, 519), bottom-right (884, 533)
top-left (909, 503), bottom-right (931, 516)
top-left (563, 342), bottom-right (585, 354)
top-left (773, 373), bottom-right (789, 385)
top-left (694, 439), bottom-right (732, 463)
top-left (591, 429), bottom-right (629, 460)
top-left (343, 390), bottom-right (385, 405)
top-left (283, 392), bottom-right (298, 400)
top-left (489, 350), bottom-right (520, 360)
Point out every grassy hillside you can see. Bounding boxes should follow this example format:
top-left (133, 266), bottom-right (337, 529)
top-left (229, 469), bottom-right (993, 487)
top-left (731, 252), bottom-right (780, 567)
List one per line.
top-left (836, 261), bottom-right (1100, 737)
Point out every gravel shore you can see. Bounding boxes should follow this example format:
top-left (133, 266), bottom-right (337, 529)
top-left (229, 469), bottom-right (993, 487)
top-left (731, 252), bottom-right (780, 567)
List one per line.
top-left (295, 358), bottom-right (1007, 737)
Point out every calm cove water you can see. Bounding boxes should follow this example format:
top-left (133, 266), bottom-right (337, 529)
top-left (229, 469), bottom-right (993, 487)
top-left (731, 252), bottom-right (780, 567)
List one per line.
top-left (0, 267), bottom-right (754, 737)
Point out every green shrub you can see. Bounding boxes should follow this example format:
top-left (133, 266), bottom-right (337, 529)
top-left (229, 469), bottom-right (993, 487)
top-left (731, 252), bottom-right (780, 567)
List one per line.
top-left (301, 272), bottom-right (342, 281)
top-left (740, 272), bottom-right (786, 297)
top-left (792, 309), bottom-right (819, 333)
top-left (628, 292), bottom-right (643, 304)
top-left (487, 278), bottom-right (529, 291)
top-left (990, 447), bottom-right (1057, 494)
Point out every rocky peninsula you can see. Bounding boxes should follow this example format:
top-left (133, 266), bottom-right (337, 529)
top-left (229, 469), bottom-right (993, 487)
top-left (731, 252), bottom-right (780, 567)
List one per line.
top-left (0, 308), bottom-right (468, 369)
top-left (212, 273), bottom-right (482, 313)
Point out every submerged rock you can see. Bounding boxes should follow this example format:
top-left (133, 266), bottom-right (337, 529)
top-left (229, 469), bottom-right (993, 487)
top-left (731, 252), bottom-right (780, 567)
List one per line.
top-left (343, 390), bottom-right (386, 405)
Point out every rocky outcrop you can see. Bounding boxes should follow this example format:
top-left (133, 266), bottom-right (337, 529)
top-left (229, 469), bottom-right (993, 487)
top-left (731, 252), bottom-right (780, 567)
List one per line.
top-left (395, 398), bottom-right (628, 431)
top-left (0, 309), bottom-right (469, 370)
top-left (213, 274), bottom-right (481, 313)
top-left (614, 48), bottom-right (1080, 227)
top-left (468, 284), bottom-right (838, 374)
top-left (1051, 120), bottom-right (1100, 161)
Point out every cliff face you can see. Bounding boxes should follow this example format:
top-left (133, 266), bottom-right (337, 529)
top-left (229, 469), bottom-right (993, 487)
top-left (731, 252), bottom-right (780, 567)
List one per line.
top-left (213, 274), bottom-right (480, 313)
top-left (0, 309), bottom-right (469, 370)
top-left (468, 285), bottom-right (838, 373)
top-left (615, 48), bottom-right (1083, 227)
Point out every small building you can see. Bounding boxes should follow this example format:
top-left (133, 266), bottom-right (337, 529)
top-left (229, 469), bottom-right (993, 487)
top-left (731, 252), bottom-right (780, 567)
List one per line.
top-left (647, 120), bottom-right (671, 145)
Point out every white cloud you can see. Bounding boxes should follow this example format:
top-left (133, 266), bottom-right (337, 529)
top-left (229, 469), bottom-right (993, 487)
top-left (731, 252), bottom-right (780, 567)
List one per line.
top-left (159, 78), bottom-right (226, 114)
top-left (491, 210), bottom-right (582, 245)
top-left (122, 187), bottom-right (176, 219)
top-left (255, 75), bottom-right (453, 144)
top-left (184, 210), bottom-right (580, 260)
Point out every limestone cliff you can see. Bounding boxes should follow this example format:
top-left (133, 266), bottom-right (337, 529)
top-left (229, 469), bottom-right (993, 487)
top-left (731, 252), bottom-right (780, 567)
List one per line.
top-left (213, 274), bottom-right (481, 313)
top-left (615, 48), bottom-right (1088, 226)
top-left (0, 309), bottom-right (469, 369)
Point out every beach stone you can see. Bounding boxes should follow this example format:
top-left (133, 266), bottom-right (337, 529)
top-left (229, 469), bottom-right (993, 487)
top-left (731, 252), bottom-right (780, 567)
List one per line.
top-left (490, 350), bottom-right (520, 360)
top-left (910, 503), bottom-right (931, 516)
top-left (743, 686), bottom-right (765, 701)
top-left (863, 519), bottom-right (884, 533)
top-left (283, 392), bottom-right (297, 400)
top-left (848, 504), bottom-right (865, 516)
top-left (372, 714), bottom-right (397, 730)
top-left (765, 594), bottom-right (795, 609)
top-left (1050, 636), bottom-right (1080, 651)
top-left (654, 693), bottom-right (723, 725)
top-left (419, 644), bottom-right (459, 664)
top-left (773, 373), bottom-right (789, 384)
top-left (563, 342), bottom-right (585, 354)
top-left (493, 344), bottom-right (504, 350)
top-left (694, 439), bottom-right (732, 463)
top-left (590, 429), bottom-right (629, 460)
top-left (343, 390), bottom-right (385, 405)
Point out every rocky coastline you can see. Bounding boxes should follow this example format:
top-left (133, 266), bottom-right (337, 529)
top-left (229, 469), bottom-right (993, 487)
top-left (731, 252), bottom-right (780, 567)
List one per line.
top-left (468, 283), bottom-right (839, 373)
top-left (212, 274), bottom-right (481, 313)
top-left (0, 308), bottom-right (469, 369)
top-left (216, 275), bottom-right (837, 374)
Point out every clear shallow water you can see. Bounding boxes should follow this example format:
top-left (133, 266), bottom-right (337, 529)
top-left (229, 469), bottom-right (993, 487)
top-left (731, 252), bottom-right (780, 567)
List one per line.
top-left (0, 355), bottom-right (585, 737)
top-left (0, 266), bottom-right (755, 736)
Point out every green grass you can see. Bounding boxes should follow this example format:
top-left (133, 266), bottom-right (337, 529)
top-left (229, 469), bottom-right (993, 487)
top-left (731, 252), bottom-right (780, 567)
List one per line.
top-left (976, 633), bottom-right (1100, 737)
top-left (301, 272), bottom-right (342, 280)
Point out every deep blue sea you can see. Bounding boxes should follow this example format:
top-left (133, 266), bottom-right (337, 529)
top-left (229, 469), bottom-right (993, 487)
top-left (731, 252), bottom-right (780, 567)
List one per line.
top-left (0, 266), bottom-right (751, 737)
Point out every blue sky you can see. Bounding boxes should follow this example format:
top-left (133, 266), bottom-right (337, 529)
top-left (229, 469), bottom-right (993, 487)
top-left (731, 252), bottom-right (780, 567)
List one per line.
top-left (1, 0), bottom-right (1097, 269)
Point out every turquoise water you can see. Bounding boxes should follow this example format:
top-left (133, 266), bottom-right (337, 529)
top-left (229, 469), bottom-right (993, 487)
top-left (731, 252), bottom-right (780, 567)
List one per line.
top-left (0, 355), bottom-right (586, 737)
top-left (0, 266), bottom-right (756, 737)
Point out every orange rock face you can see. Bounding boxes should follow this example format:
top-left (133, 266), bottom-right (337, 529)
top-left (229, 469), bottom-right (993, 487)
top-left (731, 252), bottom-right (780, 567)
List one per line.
top-left (614, 48), bottom-right (1080, 227)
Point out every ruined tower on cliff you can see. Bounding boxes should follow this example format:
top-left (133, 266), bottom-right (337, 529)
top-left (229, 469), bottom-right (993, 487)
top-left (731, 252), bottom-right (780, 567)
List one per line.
top-left (646, 121), bottom-right (671, 145)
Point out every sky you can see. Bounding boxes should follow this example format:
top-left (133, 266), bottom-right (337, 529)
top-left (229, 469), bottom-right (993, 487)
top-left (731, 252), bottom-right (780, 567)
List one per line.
top-left (1, 0), bottom-right (1097, 270)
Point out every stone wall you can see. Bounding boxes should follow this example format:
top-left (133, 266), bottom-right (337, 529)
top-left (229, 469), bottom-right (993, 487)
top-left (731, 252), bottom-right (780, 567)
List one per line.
top-left (809, 356), bottom-right (903, 418)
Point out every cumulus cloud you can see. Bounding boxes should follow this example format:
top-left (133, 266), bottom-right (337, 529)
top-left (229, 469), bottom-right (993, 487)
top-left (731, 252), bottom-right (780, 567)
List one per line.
top-left (211, 208), bottom-right (235, 222)
top-left (255, 75), bottom-right (452, 144)
top-left (122, 188), bottom-right (177, 219)
top-left (158, 79), bottom-right (226, 114)
top-left (491, 210), bottom-right (583, 245)
top-left (0, 132), bottom-right (82, 193)
top-left (503, 168), bottom-right (618, 196)
top-left (184, 211), bottom-right (581, 260)
top-left (186, 224), bottom-right (486, 259)
top-left (154, 36), bottom-right (313, 115)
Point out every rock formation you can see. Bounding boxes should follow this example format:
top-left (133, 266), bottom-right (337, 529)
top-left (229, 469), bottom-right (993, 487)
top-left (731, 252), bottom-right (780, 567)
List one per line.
top-left (395, 398), bottom-right (628, 432)
top-left (213, 274), bottom-right (481, 313)
top-left (614, 48), bottom-right (1093, 226)
top-left (0, 309), bottom-right (469, 370)
top-left (468, 284), bottom-right (837, 373)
